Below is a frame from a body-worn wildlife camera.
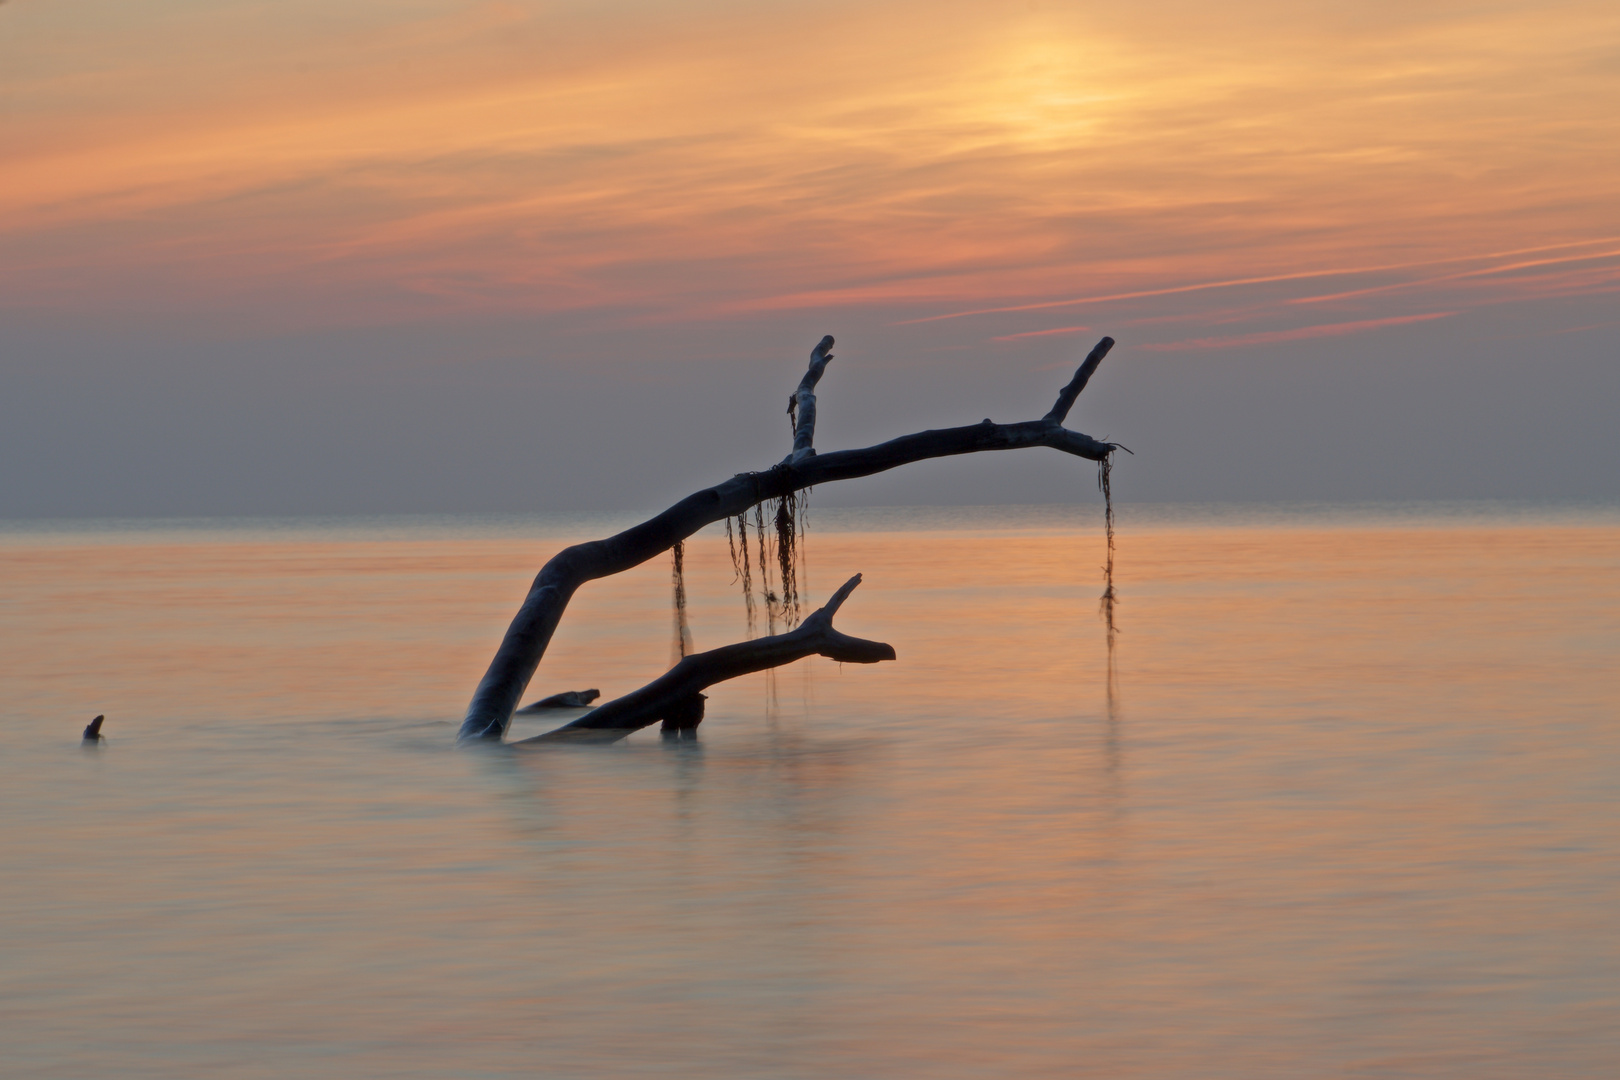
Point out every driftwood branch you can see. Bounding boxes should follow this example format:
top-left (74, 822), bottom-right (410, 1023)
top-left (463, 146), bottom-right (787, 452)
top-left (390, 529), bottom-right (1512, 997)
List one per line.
top-left (458, 336), bottom-right (1119, 743)
top-left (786, 334), bottom-right (835, 464)
top-left (1044, 336), bottom-right (1113, 423)
top-left (513, 574), bottom-right (892, 745)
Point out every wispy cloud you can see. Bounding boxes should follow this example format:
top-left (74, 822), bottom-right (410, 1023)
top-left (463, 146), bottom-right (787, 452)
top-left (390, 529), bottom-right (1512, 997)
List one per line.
top-left (993, 325), bottom-right (1092, 342)
top-left (903, 238), bottom-right (1620, 327)
top-left (1288, 247), bottom-right (1620, 306)
top-left (1138, 311), bottom-right (1457, 352)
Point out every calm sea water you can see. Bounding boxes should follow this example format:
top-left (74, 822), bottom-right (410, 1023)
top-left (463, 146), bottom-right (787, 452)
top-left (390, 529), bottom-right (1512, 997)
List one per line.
top-left (3, 504), bottom-right (1617, 1078)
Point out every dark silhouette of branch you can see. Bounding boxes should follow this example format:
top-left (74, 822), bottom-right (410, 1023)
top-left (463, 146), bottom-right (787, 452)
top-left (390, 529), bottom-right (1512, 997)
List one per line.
top-left (513, 575), bottom-right (892, 745)
top-left (458, 337), bottom-right (1119, 742)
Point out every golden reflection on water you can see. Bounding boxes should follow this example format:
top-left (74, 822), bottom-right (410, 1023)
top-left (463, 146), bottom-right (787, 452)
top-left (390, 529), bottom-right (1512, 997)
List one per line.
top-left (2, 514), bottom-right (1618, 1077)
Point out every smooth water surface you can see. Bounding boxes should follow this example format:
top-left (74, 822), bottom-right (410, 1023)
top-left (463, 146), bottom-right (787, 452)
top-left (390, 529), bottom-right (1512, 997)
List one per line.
top-left (3, 505), bottom-right (1618, 1077)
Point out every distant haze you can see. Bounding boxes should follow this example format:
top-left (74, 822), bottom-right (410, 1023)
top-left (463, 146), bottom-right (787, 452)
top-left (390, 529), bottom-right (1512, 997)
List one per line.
top-left (3, 0), bottom-right (1616, 517)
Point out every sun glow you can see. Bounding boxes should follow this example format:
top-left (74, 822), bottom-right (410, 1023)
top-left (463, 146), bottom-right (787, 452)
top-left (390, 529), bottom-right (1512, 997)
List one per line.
top-left (2, 0), bottom-right (1617, 341)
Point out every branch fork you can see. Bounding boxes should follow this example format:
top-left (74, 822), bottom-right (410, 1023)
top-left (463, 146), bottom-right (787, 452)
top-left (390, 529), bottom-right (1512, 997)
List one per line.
top-left (514, 574), bottom-right (892, 745)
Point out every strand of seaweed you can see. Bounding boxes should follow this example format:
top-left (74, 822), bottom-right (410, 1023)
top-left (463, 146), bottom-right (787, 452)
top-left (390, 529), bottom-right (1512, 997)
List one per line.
top-left (726, 514), bottom-right (757, 638)
top-left (669, 539), bottom-right (694, 666)
top-left (796, 485), bottom-right (811, 611)
top-left (1097, 455), bottom-right (1120, 772)
top-left (1098, 454), bottom-right (1117, 645)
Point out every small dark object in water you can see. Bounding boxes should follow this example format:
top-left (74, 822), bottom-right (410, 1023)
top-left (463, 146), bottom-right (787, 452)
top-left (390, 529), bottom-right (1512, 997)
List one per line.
top-left (516, 689), bottom-right (601, 712)
top-left (82, 715), bottom-right (105, 742)
top-left (660, 692), bottom-right (707, 738)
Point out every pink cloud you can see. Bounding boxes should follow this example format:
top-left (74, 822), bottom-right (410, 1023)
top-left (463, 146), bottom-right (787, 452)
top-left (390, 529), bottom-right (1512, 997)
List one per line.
top-left (1138, 311), bottom-right (1456, 352)
top-left (992, 325), bottom-right (1092, 342)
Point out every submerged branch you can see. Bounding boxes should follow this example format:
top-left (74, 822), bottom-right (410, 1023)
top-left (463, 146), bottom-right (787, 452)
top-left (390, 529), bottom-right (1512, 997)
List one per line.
top-left (513, 575), bottom-right (892, 745)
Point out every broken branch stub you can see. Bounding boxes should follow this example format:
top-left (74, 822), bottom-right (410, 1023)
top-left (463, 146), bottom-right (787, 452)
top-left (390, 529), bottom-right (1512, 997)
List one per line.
top-left (457, 336), bottom-right (1120, 743)
top-left (786, 334), bottom-right (835, 464)
top-left (1044, 336), bottom-right (1114, 424)
top-left (513, 574), bottom-right (893, 745)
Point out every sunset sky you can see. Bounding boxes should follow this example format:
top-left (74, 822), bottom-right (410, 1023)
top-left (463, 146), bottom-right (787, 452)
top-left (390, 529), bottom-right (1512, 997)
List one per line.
top-left (3, 0), bottom-right (1617, 515)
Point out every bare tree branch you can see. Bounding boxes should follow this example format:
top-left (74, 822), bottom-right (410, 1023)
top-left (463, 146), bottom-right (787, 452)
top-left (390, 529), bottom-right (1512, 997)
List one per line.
top-left (1044, 336), bottom-right (1114, 424)
top-left (786, 334), bottom-right (835, 464)
top-left (513, 574), bottom-right (892, 745)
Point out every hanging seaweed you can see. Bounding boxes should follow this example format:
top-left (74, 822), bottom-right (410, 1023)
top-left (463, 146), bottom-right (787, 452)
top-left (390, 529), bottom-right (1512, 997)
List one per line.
top-left (774, 491), bottom-right (801, 627)
top-left (1087, 452), bottom-right (1122, 774)
top-left (1097, 453), bottom-right (1118, 646)
top-left (796, 485), bottom-right (812, 612)
top-left (754, 501), bottom-right (779, 635)
top-left (728, 513), bottom-right (758, 638)
top-left (1098, 453), bottom-right (1121, 773)
top-left (670, 539), bottom-right (694, 666)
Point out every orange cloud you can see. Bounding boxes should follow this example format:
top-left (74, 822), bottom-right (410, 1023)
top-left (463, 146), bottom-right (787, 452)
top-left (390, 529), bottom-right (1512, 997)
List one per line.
top-left (2, 0), bottom-right (1617, 332)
